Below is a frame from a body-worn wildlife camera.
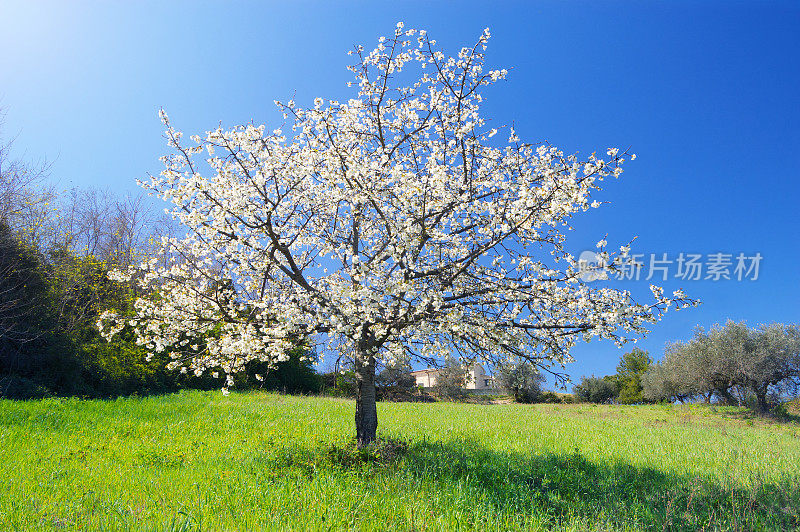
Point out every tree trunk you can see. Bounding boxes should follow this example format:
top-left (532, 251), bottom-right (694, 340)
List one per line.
top-left (754, 388), bottom-right (769, 414)
top-left (354, 344), bottom-right (378, 447)
top-left (717, 388), bottom-right (737, 406)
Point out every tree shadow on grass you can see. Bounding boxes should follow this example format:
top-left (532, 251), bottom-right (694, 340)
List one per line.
top-left (398, 438), bottom-right (800, 531)
top-left (263, 436), bottom-right (799, 530)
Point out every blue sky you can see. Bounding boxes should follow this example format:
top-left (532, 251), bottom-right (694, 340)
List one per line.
top-left (2, 1), bottom-right (798, 386)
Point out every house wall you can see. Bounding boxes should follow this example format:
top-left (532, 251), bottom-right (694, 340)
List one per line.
top-left (412, 365), bottom-right (493, 390)
top-left (465, 364), bottom-right (490, 390)
top-left (413, 371), bottom-right (438, 388)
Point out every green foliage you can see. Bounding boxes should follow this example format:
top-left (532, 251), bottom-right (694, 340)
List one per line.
top-left (573, 375), bottom-right (616, 404)
top-left (0, 376), bottom-right (51, 400)
top-left (536, 391), bottom-right (563, 404)
top-left (321, 370), bottom-right (357, 398)
top-left (47, 249), bottom-right (137, 338)
top-left (614, 348), bottom-right (653, 404)
top-left (376, 360), bottom-right (417, 400)
top-left (76, 338), bottom-right (190, 397)
top-left (0, 235), bottom-right (317, 399)
top-left (642, 322), bottom-right (800, 412)
top-left (560, 393), bottom-right (577, 404)
top-left (573, 349), bottom-right (653, 405)
top-left (244, 346), bottom-right (322, 394)
top-left (1, 392), bottom-right (799, 530)
top-left (0, 222), bottom-right (159, 398)
top-left (0, 221), bottom-right (52, 348)
top-left (494, 359), bottom-right (545, 403)
top-left (433, 357), bottom-right (469, 400)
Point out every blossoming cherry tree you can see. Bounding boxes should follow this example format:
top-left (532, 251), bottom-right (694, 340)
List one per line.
top-left (100, 24), bottom-right (695, 445)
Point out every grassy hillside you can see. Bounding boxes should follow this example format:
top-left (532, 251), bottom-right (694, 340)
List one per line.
top-left (1, 392), bottom-right (798, 531)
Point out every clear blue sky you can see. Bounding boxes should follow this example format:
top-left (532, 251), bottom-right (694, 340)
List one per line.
top-left (2, 1), bottom-right (798, 386)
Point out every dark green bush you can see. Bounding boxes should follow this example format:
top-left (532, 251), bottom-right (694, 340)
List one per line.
top-left (0, 375), bottom-right (52, 400)
top-left (321, 370), bottom-right (357, 397)
top-left (243, 347), bottom-right (322, 394)
top-left (376, 361), bottom-right (417, 401)
top-left (573, 375), bottom-right (616, 404)
top-left (537, 391), bottom-right (563, 404)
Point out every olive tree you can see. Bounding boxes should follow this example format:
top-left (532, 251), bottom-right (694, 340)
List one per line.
top-left (642, 345), bottom-right (695, 403)
top-left (433, 357), bottom-right (470, 400)
top-left (573, 375), bottom-right (616, 404)
top-left (495, 358), bottom-right (544, 403)
top-left (740, 322), bottom-right (800, 411)
top-left (375, 358), bottom-right (416, 399)
top-left (643, 321), bottom-right (800, 411)
top-left (99, 24), bottom-right (695, 445)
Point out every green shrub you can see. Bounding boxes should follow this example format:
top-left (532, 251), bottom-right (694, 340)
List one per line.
top-left (536, 391), bottom-right (563, 404)
top-left (244, 347), bottom-right (322, 394)
top-left (561, 393), bottom-right (577, 404)
top-left (321, 371), bottom-right (357, 397)
top-left (76, 338), bottom-right (179, 397)
top-left (376, 361), bottom-right (416, 401)
top-left (494, 359), bottom-right (545, 403)
top-left (573, 375), bottom-right (616, 404)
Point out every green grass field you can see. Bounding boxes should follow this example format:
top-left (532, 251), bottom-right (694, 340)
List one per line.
top-left (1, 392), bottom-right (799, 531)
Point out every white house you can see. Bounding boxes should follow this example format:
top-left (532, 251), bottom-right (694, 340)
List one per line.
top-left (410, 363), bottom-right (494, 390)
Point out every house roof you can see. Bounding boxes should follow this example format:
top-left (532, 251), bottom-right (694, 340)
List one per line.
top-left (410, 364), bottom-right (488, 376)
top-left (409, 368), bottom-right (440, 375)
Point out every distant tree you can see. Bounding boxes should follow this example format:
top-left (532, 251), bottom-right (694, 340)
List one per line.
top-left (644, 327), bottom-right (737, 405)
top-left (246, 344), bottom-right (321, 394)
top-left (642, 321), bottom-right (800, 412)
top-left (573, 375), bottom-right (616, 404)
top-left (0, 120), bottom-right (55, 245)
top-left (434, 357), bottom-right (469, 400)
top-left (641, 345), bottom-right (694, 403)
top-left (739, 323), bottom-right (800, 412)
top-left (320, 370), bottom-right (357, 398)
top-left (52, 188), bottom-right (165, 268)
top-left (0, 122), bottom-right (55, 358)
top-left (1, 118), bottom-right (259, 398)
top-left (376, 359), bottom-right (416, 400)
top-left (613, 348), bottom-right (653, 404)
top-left (376, 360), bottom-right (415, 389)
top-left (0, 138), bottom-right (162, 352)
top-left (495, 358), bottom-right (544, 403)
top-left (0, 222), bottom-right (51, 363)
